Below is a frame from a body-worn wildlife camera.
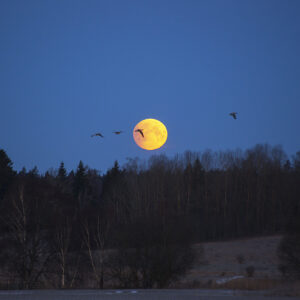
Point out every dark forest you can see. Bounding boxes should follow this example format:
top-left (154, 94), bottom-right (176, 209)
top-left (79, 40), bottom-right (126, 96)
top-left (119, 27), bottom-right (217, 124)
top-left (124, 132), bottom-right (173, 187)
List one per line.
top-left (0, 144), bottom-right (299, 289)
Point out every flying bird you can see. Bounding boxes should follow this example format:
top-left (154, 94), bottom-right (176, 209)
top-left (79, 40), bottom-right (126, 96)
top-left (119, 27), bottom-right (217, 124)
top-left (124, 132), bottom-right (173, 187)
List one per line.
top-left (91, 133), bottom-right (104, 138)
top-left (229, 112), bottom-right (238, 119)
top-left (135, 128), bottom-right (144, 138)
top-left (113, 131), bottom-right (123, 135)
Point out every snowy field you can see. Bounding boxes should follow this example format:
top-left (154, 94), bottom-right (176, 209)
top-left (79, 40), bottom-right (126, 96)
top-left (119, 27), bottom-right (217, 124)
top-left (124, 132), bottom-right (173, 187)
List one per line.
top-left (0, 289), bottom-right (298, 300)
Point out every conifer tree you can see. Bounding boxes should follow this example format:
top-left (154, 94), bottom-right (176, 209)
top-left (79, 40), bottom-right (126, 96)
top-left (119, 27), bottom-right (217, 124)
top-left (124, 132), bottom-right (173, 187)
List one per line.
top-left (0, 149), bottom-right (15, 201)
top-left (73, 161), bottom-right (87, 207)
top-left (58, 162), bottom-right (67, 181)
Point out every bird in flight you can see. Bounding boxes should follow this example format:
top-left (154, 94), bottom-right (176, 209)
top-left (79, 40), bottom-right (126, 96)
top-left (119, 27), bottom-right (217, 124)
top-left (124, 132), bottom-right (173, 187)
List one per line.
top-left (113, 131), bottom-right (123, 135)
top-left (135, 128), bottom-right (144, 138)
top-left (91, 133), bottom-right (104, 138)
top-left (229, 112), bottom-right (238, 119)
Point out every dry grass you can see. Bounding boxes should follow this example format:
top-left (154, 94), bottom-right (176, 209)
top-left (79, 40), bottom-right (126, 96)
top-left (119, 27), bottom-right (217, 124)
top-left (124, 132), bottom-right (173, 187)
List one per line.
top-left (211, 278), bottom-right (282, 290)
top-left (178, 235), bottom-right (287, 291)
top-left (178, 278), bottom-right (300, 297)
top-left (176, 278), bottom-right (282, 290)
top-left (266, 281), bottom-right (300, 297)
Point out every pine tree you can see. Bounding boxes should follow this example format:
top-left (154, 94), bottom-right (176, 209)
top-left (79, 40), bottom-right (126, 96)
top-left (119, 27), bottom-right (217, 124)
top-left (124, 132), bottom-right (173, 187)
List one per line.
top-left (73, 161), bottom-right (87, 207)
top-left (0, 149), bottom-right (16, 201)
top-left (28, 166), bottom-right (39, 177)
top-left (102, 161), bottom-right (123, 193)
top-left (293, 151), bottom-right (300, 172)
top-left (108, 160), bottom-right (121, 178)
top-left (58, 162), bottom-right (67, 181)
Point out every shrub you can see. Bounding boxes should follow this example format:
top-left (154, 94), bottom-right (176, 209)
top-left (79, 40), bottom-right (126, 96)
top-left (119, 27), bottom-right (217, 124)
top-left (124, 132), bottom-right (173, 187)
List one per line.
top-left (236, 254), bottom-right (245, 264)
top-left (277, 213), bottom-right (300, 279)
top-left (246, 265), bottom-right (255, 277)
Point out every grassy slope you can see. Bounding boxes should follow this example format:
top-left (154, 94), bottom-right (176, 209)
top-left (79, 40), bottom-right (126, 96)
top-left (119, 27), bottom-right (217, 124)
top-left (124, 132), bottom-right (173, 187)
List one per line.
top-left (179, 235), bottom-right (283, 288)
top-left (178, 235), bottom-right (300, 296)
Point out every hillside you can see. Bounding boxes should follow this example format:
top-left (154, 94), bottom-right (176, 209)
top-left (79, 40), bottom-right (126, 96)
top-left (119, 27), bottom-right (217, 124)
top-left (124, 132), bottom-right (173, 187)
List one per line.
top-left (180, 235), bottom-right (283, 288)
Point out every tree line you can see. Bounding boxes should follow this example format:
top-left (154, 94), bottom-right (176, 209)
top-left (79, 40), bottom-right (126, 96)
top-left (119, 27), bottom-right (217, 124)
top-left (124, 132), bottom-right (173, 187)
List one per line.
top-left (0, 144), bottom-right (299, 288)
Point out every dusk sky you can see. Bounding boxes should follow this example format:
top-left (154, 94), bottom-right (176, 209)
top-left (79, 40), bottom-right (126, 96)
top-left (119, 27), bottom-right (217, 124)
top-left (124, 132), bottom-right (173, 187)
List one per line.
top-left (1, 0), bottom-right (300, 174)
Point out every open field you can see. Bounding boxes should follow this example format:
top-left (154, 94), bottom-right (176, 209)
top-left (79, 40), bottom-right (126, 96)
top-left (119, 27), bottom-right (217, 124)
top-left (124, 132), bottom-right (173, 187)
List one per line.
top-left (180, 235), bottom-right (282, 287)
top-left (176, 235), bottom-right (300, 296)
top-left (0, 289), bottom-right (299, 300)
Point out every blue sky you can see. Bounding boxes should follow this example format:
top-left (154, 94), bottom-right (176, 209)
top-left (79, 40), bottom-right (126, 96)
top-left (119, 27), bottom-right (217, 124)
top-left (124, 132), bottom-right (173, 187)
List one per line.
top-left (1, 0), bottom-right (300, 174)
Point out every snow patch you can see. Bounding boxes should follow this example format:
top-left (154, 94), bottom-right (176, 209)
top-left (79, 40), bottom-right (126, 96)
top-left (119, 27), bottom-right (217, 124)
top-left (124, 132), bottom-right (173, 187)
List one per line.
top-left (216, 275), bottom-right (244, 284)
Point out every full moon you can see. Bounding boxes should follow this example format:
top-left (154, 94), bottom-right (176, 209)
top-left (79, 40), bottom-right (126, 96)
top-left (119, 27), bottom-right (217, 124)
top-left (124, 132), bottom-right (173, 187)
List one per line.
top-left (133, 118), bottom-right (168, 150)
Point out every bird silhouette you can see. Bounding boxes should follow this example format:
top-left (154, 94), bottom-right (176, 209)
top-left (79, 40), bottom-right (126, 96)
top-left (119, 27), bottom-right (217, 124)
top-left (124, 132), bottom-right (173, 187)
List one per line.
top-left (91, 133), bottom-right (104, 138)
top-left (229, 112), bottom-right (237, 119)
top-left (135, 128), bottom-right (144, 138)
top-left (113, 131), bottom-right (123, 135)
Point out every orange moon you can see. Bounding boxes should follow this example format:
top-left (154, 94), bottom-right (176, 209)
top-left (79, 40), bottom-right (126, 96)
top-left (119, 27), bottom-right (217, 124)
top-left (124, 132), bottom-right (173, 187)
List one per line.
top-left (133, 118), bottom-right (168, 150)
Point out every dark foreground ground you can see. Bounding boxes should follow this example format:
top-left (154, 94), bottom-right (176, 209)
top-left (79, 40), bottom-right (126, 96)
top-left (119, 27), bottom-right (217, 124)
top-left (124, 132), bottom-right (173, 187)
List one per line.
top-left (0, 289), bottom-right (298, 300)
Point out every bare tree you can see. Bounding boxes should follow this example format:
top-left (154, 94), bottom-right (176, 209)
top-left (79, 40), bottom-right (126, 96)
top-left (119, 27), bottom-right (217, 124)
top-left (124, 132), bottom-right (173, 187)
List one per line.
top-left (49, 221), bottom-right (83, 289)
top-left (82, 215), bottom-right (110, 288)
top-left (1, 182), bottom-right (53, 288)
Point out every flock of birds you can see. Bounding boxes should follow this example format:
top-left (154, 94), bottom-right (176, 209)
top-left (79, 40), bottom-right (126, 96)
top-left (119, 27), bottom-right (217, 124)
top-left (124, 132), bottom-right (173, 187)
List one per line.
top-left (91, 112), bottom-right (237, 138)
top-left (91, 129), bottom-right (144, 138)
top-left (91, 131), bottom-right (123, 138)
